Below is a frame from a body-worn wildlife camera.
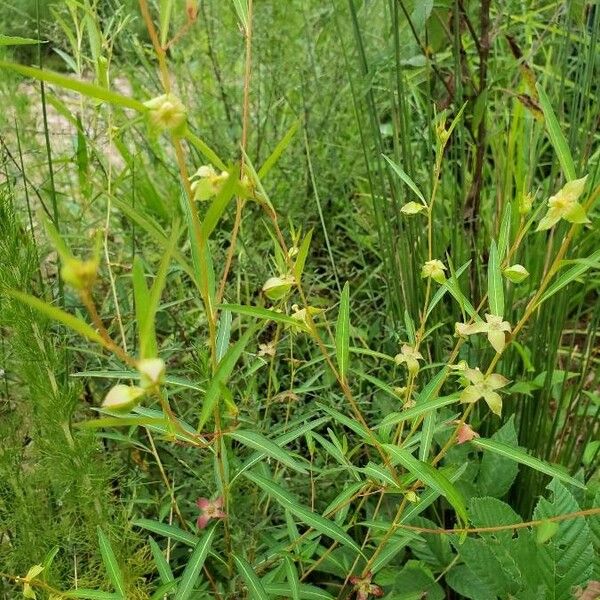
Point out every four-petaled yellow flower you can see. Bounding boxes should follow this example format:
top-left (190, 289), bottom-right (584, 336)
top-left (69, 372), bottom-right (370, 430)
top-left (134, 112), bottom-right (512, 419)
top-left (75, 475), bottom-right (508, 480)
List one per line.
top-left (394, 344), bottom-right (423, 374)
top-left (189, 165), bottom-right (230, 201)
top-left (536, 175), bottom-right (589, 231)
top-left (421, 259), bottom-right (446, 283)
top-left (455, 314), bottom-right (511, 354)
top-left (459, 367), bottom-right (509, 416)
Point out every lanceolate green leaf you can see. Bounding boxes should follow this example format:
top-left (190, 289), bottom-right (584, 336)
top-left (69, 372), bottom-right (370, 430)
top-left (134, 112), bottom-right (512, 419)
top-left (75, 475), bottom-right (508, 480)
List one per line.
top-left (0, 61), bottom-right (146, 112)
top-left (284, 556), bottom-right (301, 600)
top-left (536, 83), bottom-right (577, 181)
top-left (471, 438), bottom-right (585, 489)
top-left (233, 555), bottom-right (269, 600)
top-left (6, 289), bottom-right (104, 346)
top-left (97, 527), bottom-right (125, 598)
top-left (382, 155), bottom-right (427, 205)
top-left (264, 583), bottom-right (335, 600)
top-left (133, 519), bottom-right (199, 547)
top-left (487, 240), bottom-right (504, 317)
top-left (0, 34), bottom-right (45, 46)
top-left (228, 429), bottom-right (308, 474)
top-left (244, 471), bottom-right (362, 555)
top-left (335, 282), bottom-right (350, 381)
top-left (148, 537), bottom-right (174, 585)
top-left (375, 395), bottom-right (459, 430)
top-left (201, 168), bottom-right (238, 242)
top-left (63, 591), bottom-right (123, 599)
top-left (497, 203), bottom-right (512, 261)
top-left (220, 304), bottom-right (310, 332)
top-left (174, 523), bottom-right (217, 600)
top-left (258, 119), bottom-right (300, 180)
top-left (384, 445), bottom-right (468, 525)
top-left (198, 327), bottom-right (254, 430)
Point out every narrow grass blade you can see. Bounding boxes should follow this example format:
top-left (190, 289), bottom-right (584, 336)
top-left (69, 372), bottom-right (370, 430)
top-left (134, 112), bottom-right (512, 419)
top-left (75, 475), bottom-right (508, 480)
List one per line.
top-left (148, 537), bottom-right (174, 585)
top-left (335, 282), bottom-right (350, 381)
top-left (0, 61), bottom-right (145, 112)
top-left (536, 83), bottom-right (577, 181)
top-left (472, 438), bottom-right (585, 489)
top-left (133, 519), bottom-right (199, 547)
top-left (97, 527), bottom-right (125, 598)
top-left (258, 119), bottom-right (300, 180)
top-left (382, 155), bottom-right (427, 205)
top-left (383, 445), bottom-right (467, 525)
top-left (174, 523), bottom-right (217, 600)
top-left (244, 471), bottom-right (362, 555)
top-left (228, 429), bottom-right (308, 474)
top-left (233, 555), bottom-right (269, 600)
top-left (487, 240), bottom-right (504, 317)
top-left (6, 289), bottom-right (104, 346)
top-left (198, 327), bottom-right (254, 430)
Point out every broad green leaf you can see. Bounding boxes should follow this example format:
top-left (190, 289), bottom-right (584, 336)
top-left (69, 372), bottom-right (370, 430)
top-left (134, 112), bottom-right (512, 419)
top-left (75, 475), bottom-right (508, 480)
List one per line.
top-left (244, 471), bottom-right (362, 555)
top-left (536, 83), bottom-right (577, 181)
top-left (0, 61), bottom-right (145, 112)
top-left (233, 555), bottom-right (269, 600)
top-left (384, 445), bottom-right (467, 525)
top-left (148, 537), bottom-right (174, 585)
top-left (228, 429), bottom-right (308, 474)
top-left (487, 240), bottom-right (504, 318)
top-left (472, 438), bottom-right (585, 489)
top-left (6, 289), bottom-right (104, 346)
top-left (174, 524), bottom-right (217, 600)
top-left (133, 519), bottom-right (199, 547)
top-left (198, 327), bottom-right (254, 430)
top-left (383, 155), bottom-right (427, 205)
top-left (97, 527), bottom-right (125, 598)
top-left (335, 282), bottom-right (350, 381)
top-left (375, 395), bottom-right (459, 430)
top-left (220, 303), bottom-right (310, 332)
top-left (258, 119), bottom-right (300, 180)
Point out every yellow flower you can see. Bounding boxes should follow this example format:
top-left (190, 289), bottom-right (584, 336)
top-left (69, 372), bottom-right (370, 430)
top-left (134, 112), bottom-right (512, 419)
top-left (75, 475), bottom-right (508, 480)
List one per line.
top-left (421, 259), bottom-right (446, 283)
top-left (61, 257), bottom-right (99, 290)
top-left (536, 176), bottom-right (589, 231)
top-left (459, 368), bottom-right (509, 416)
top-left (23, 565), bottom-right (44, 599)
top-left (394, 344), bottom-right (423, 374)
top-left (144, 93), bottom-right (187, 133)
top-left (455, 314), bottom-right (511, 354)
top-left (189, 165), bottom-right (230, 201)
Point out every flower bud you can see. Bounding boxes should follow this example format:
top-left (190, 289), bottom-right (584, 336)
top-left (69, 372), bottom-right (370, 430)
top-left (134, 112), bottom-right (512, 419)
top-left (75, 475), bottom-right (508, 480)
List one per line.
top-left (137, 358), bottom-right (165, 389)
top-left (421, 259), bottom-right (447, 284)
top-left (401, 201), bottom-right (427, 215)
top-left (61, 257), bottom-right (98, 290)
top-left (503, 264), bottom-right (529, 283)
top-left (102, 384), bottom-right (145, 412)
top-left (262, 275), bottom-right (294, 301)
top-left (144, 94), bottom-right (187, 134)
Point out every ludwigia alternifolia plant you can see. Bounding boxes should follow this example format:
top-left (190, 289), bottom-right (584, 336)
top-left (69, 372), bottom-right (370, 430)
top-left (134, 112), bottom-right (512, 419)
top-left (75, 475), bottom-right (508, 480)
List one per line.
top-left (0, 1), bottom-right (599, 598)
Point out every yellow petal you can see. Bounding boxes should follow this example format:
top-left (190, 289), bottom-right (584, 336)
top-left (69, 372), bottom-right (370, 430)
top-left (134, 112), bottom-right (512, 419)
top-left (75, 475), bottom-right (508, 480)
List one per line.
top-left (487, 373), bottom-right (509, 389)
top-left (487, 329), bottom-right (506, 354)
top-left (564, 202), bottom-right (590, 224)
top-left (460, 386), bottom-right (481, 404)
top-left (483, 391), bottom-right (502, 416)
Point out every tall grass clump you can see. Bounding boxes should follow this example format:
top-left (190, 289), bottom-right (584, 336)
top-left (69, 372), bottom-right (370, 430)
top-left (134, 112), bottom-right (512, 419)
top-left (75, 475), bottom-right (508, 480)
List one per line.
top-left (0, 1), bottom-right (599, 599)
